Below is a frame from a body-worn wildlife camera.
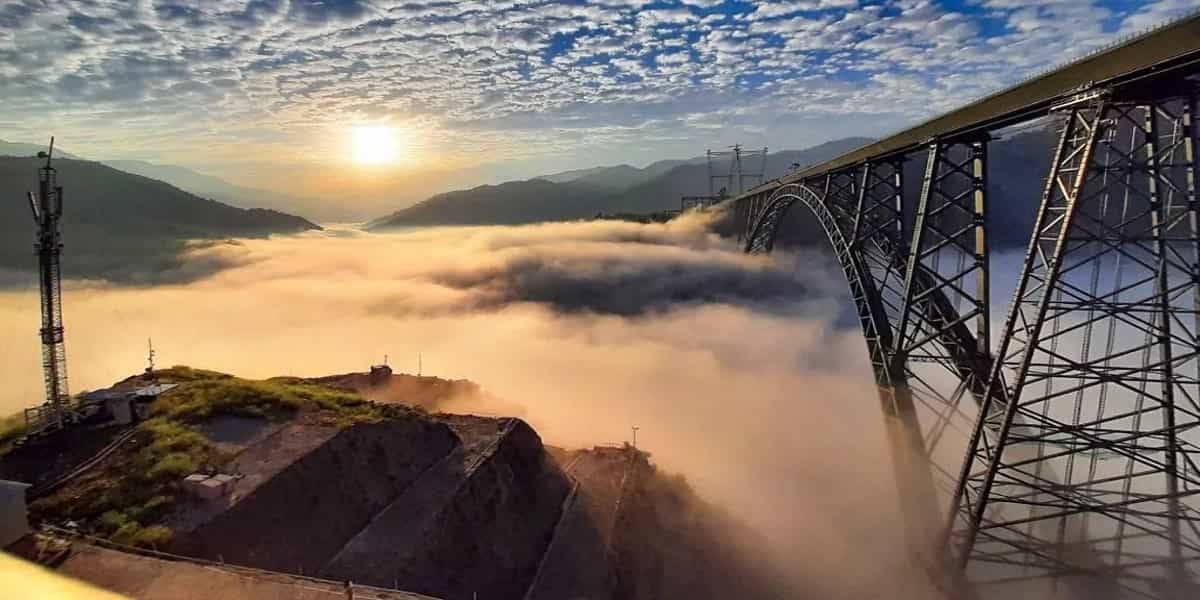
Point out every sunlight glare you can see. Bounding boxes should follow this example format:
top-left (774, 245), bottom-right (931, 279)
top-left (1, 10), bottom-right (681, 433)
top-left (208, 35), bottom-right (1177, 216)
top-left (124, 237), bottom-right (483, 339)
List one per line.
top-left (352, 126), bottom-right (400, 165)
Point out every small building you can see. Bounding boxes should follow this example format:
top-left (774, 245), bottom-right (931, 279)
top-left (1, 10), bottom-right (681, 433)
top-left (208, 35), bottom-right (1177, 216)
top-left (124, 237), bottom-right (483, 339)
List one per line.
top-left (81, 383), bottom-right (178, 425)
top-left (369, 364), bottom-right (392, 384)
top-left (0, 479), bottom-right (32, 548)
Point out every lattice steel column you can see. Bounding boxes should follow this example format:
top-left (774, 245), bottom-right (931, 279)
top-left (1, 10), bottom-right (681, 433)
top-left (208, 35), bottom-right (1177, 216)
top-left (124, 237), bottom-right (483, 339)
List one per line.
top-left (896, 138), bottom-right (991, 387)
top-left (945, 89), bottom-right (1200, 598)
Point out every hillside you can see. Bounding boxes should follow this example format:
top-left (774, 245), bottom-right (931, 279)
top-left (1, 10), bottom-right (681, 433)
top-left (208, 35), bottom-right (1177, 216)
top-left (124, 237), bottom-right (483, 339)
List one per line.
top-left (0, 139), bottom-right (83, 160)
top-left (0, 157), bottom-right (320, 284)
top-left (368, 137), bottom-right (874, 230)
top-left (102, 159), bottom-right (341, 224)
top-left (5, 366), bottom-right (796, 600)
top-left (367, 178), bottom-right (616, 228)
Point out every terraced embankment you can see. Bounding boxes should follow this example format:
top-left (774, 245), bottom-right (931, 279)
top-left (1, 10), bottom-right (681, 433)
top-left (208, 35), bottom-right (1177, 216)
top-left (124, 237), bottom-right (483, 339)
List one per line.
top-left (173, 418), bottom-right (458, 574)
top-left (322, 418), bottom-right (572, 600)
top-left (167, 413), bottom-right (570, 600)
top-left (523, 447), bottom-right (632, 600)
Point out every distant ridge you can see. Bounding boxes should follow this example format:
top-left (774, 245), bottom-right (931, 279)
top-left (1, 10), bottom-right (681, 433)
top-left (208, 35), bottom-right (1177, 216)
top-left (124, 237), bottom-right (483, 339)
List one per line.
top-left (0, 157), bottom-right (320, 284)
top-left (0, 139), bottom-right (83, 160)
top-left (368, 138), bottom-right (873, 230)
top-left (103, 159), bottom-right (340, 223)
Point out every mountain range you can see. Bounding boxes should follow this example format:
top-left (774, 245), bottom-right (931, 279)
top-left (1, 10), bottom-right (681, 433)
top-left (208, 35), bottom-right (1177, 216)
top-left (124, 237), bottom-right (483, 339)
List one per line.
top-left (1, 129), bottom-right (1058, 287)
top-left (2, 140), bottom-right (338, 222)
top-left (371, 130), bottom-right (1056, 253)
top-left (0, 157), bottom-right (319, 284)
top-left (367, 138), bottom-right (874, 230)
top-left (102, 159), bottom-right (344, 224)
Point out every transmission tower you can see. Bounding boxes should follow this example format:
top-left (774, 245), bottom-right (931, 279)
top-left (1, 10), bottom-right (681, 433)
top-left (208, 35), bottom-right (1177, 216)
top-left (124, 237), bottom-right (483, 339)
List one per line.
top-left (707, 144), bottom-right (768, 197)
top-left (24, 137), bottom-right (71, 436)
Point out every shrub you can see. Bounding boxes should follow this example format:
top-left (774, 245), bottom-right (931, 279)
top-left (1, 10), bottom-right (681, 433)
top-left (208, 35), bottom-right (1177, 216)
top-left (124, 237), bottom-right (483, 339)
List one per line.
top-left (98, 510), bottom-right (130, 534)
top-left (0, 412), bottom-right (27, 455)
top-left (133, 525), bottom-right (173, 549)
top-left (149, 452), bottom-right (196, 480)
top-left (110, 522), bottom-right (142, 546)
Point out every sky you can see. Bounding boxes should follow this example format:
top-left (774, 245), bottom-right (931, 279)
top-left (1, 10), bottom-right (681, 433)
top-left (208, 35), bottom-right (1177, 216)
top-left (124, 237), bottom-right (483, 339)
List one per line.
top-left (0, 0), bottom-right (1195, 212)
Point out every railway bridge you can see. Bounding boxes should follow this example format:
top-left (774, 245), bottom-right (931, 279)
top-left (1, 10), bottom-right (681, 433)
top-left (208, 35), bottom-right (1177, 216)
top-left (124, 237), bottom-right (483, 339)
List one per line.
top-left (728, 12), bottom-right (1200, 599)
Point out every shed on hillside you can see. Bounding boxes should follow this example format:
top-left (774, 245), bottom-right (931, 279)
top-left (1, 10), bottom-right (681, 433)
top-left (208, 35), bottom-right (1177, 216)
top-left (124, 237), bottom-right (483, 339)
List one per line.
top-left (0, 479), bottom-right (32, 548)
top-left (81, 383), bottom-right (178, 425)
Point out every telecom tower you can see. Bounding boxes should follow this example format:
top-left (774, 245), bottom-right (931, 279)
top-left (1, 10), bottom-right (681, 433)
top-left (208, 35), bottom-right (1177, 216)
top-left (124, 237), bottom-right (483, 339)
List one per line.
top-left (24, 137), bottom-right (71, 435)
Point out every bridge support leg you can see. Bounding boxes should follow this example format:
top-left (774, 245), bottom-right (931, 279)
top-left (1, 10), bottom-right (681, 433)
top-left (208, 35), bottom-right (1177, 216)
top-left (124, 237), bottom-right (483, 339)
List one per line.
top-left (878, 383), bottom-right (944, 566)
top-left (946, 89), bottom-right (1200, 598)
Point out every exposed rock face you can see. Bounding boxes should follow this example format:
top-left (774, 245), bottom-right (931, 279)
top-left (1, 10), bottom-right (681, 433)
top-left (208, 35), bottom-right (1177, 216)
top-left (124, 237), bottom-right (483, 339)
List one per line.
top-left (527, 449), bottom-right (799, 600)
top-left (322, 419), bottom-right (572, 600)
top-left (175, 417), bottom-right (458, 574)
top-left (610, 458), bottom-right (794, 600)
top-left (175, 416), bottom-right (572, 600)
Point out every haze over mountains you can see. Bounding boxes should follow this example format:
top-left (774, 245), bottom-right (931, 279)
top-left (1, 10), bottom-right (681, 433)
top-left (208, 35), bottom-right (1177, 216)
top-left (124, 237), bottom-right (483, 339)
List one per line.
top-left (0, 157), bottom-right (319, 284)
top-left (1, 128), bottom-right (1058, 287)
top-left (3, 140), bottom-right (340, 223)
top-left (367, 129), bottom-right (1055, 252)
top-left (102, 160), bottom-right (345, 224)
top-left (367, 138), bottom-right (874, 229)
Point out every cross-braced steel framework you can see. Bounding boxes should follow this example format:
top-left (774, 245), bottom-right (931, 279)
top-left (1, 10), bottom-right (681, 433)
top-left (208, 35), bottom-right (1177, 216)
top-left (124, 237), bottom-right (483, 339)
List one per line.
top-left (741, 138), bottom-right (996, 564)
top-left (734, 79), bottom-right (1200, 597)
top-left (943, 89), bottom-right (1200, 598)
top-left (25, 139), bottom-right (72, 436)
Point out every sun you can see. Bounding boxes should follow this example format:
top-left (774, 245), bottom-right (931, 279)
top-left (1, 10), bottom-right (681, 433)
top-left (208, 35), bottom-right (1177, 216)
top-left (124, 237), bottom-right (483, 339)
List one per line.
top-left (352, 126), bottom-right (400, 165)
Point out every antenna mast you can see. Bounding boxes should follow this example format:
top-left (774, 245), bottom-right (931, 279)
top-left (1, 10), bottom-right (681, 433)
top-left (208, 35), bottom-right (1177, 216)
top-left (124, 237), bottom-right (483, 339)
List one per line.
top-left (26, 136), bottom-right (72, 435)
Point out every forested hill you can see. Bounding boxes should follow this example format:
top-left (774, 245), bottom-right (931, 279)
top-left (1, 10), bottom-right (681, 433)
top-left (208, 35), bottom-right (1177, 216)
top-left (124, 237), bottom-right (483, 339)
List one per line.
top-left (0, 157), bottom-right (320, 284)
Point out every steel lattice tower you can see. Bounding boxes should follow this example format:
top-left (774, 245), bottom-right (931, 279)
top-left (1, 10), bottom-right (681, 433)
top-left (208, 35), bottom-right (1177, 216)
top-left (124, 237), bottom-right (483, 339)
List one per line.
top-left (26, 138), bottom-right (71, 433)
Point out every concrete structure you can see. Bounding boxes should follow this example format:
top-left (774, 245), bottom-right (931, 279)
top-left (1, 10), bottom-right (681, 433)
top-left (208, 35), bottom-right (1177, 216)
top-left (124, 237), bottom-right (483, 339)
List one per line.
top-left (0, 479), bottom-right (32, 548)
top-left (82, 383), bottom-right (178, 425)
top-left (368, 364), bottom-right (392, 384)
top-left (182, 473), bottom-right (235, 500)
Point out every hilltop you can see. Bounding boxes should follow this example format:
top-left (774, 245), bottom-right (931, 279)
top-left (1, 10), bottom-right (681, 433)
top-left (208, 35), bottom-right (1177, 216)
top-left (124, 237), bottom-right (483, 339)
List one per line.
top-left (4, 366), bottom-right (796, 600)
top-left (0, 157), bottom-right (320, 284)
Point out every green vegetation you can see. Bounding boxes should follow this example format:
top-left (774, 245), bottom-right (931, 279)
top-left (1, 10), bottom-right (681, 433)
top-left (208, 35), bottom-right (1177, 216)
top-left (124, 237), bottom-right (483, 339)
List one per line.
top-left (148, 366), bottom-right (386, 427)
top-left (0, 411), bottom-right (27, 455)
top-left (29, 366), bottom-right (411, 548)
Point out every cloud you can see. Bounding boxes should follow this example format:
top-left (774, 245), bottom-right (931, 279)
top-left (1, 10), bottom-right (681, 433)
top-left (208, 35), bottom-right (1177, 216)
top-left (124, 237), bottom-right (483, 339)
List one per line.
top-left (0, 216), bottom-right (939, 597)
top-left (0, 0), bottom-right (1186, 191)
top-left (164, 210), bottom-right (843, 317)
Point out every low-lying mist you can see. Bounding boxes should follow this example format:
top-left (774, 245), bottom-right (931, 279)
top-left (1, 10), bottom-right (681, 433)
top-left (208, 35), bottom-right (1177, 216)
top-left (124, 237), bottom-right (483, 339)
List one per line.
top-left (0, 211), bottom-right (937, 597)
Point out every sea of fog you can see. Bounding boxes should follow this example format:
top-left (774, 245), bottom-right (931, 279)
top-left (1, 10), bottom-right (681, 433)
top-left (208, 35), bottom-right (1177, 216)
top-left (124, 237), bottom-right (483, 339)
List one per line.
top-left (0, 212), bottom-right (957, 597)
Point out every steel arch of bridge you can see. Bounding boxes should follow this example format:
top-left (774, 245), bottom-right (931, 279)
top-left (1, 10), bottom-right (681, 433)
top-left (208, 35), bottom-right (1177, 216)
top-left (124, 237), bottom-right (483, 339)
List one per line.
top-left (741, 145), bottom-right (994, 571)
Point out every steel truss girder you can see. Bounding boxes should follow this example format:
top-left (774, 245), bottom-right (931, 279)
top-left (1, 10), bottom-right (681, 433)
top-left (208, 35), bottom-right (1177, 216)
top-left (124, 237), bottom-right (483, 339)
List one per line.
top-left (742, 140), bottom-right (996, 564)
top-left (945, 88), bottom-right (1200, 598)
top-left (743, 142), bottom-right (995, 404)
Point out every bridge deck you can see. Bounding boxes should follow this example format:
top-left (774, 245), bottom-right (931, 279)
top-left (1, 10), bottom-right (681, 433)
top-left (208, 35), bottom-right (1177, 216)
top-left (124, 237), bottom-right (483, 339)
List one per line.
top-left (738, 11), bottom-right (1200, 199)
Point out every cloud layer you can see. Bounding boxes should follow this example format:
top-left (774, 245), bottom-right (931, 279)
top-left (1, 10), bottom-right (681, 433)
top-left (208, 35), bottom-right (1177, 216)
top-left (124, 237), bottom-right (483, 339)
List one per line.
top-left (0, 216), bottom-right (939, 596)
top-left (1, 1), bottom-right (1192, 187)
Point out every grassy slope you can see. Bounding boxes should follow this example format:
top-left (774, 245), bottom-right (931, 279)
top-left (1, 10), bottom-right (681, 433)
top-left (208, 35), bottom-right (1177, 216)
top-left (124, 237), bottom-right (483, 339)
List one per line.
top-left (27, 366), bottom-right (414, 549)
